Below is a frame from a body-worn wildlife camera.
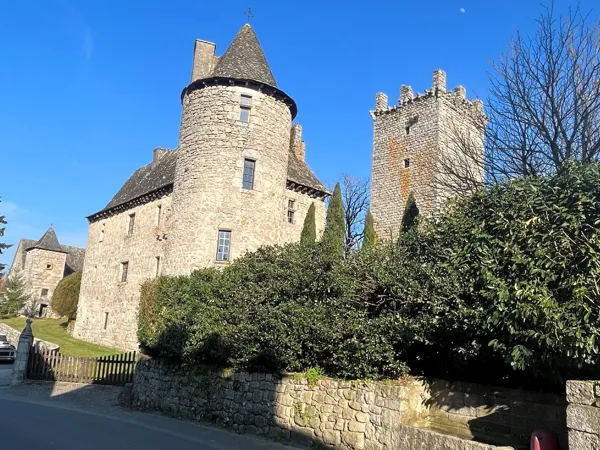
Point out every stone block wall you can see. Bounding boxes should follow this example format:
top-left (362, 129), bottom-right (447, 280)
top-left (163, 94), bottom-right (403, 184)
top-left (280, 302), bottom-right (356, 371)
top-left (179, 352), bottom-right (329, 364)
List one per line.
top-left (132, 359), bottom-right (566, 449)
top-left (566, 380), bottom-right (600, 449)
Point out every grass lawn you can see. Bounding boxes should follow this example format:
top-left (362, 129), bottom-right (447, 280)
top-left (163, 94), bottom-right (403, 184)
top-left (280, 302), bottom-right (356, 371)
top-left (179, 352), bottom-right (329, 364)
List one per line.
top-left (1, 318), bottom-right (121, 357)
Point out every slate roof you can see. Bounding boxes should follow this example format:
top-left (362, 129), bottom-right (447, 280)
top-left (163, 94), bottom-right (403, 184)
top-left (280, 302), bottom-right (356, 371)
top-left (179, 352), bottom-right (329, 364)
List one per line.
top-left (286, 151), bottom-right (328, 193)
top-left (62, 245), bottom-right (86, 273)
top-left (212, 24), bottom-right (276, 87)
top-left (102, 150), bottom-right (177, 212)
top-left (90, 148), bottom-right (328, 219)
top-left (28, 226), bottom-right (66, 253)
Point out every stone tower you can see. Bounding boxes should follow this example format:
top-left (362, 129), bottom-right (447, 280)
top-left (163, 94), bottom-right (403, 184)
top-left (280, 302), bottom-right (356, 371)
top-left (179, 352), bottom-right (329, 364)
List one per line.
top-left (369, 69), bottom-right (486, 239)
top-left (164, 24), bottom-right (299, 274)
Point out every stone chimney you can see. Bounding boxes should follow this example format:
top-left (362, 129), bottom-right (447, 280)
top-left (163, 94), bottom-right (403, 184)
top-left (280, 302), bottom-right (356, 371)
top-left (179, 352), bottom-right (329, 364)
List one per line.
top-left (290, 123), bottom-right (305, 161)
top-left (153, 148), bottom-right (168, 163)
top-left (433, 69), bottom-right (447, 94)
top-left (400, 85), bottom-right (414, 103)
top-left (375, 92), bottom-right (388, 111)
top-left (453, 85), bottom-right (466, 104)
top-left (191, 39), bottom-right (217, 82)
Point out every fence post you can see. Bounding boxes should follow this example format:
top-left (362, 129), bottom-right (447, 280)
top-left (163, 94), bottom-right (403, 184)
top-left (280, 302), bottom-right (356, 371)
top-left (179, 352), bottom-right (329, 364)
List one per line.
top-left (11, 318), bottom-right (34, 385)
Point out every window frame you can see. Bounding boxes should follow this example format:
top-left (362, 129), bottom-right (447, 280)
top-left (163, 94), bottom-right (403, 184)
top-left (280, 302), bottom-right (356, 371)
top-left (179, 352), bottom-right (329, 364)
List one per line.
top-left (127, 213), bottom-right (135, 235)
top-left (120, 261), bottom-right (129, 283)
top-left (242, 158), bottom-right (256, 190)
top-left (216, 230), bottom-right (232, 262)
top-left (239, 94), bottom-right (252, 123)
top-left (287, 199), bottom-right (296, 224)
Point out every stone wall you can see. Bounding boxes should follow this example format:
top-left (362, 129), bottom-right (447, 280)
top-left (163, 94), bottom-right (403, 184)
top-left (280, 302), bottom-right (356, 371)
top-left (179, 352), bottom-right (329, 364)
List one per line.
top-left (73, 195), bottom-right (171, 351)
top-left (370, 70), bottom-right (485, 239)
top-left (0, 322), bottom-right (59, 352)
top-left (132, 359), bottom-right (566, 449)
top-left (566, 380), bottom-right (600, 449)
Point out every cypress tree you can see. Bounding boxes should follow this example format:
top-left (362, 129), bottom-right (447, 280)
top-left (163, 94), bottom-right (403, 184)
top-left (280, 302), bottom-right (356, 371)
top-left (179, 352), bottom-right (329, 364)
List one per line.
top-left (361, 210), bottom-right (376, 252)
top-left (401, 192), bottom-right (420, 232)
top-left (300, 202), bottom-right (317, 244)
top-left (322, 182), bottom-right (346, 257)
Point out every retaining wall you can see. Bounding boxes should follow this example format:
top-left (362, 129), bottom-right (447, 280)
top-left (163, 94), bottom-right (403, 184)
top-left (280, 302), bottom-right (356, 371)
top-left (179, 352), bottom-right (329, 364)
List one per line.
top-left (566, 380), bottom-right (600, 449)
top-left (132, 359), bottom-right (567, 449)
top-left (0, 322), bottom-right (59, 352)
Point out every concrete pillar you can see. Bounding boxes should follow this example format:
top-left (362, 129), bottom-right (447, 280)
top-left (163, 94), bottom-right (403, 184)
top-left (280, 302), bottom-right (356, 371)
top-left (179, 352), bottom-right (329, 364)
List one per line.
top-left (11, 318), bottom-right (33, 384)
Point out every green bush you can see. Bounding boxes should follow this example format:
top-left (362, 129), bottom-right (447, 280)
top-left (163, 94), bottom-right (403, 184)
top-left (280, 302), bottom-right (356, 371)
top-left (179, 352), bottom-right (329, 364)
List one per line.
top-left (51, 272), bottom-right (82, 320)
top-left (140, 162), bottom-right (600, 388)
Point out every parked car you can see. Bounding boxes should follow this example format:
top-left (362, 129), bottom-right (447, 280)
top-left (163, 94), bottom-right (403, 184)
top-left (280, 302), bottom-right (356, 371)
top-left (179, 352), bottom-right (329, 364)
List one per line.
top-left (0, 334), bottom-right (16, 362)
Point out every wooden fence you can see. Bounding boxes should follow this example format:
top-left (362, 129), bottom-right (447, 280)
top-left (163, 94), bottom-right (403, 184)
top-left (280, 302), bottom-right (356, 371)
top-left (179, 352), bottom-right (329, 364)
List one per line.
top-left (27, 348), bottom-right (137, 385)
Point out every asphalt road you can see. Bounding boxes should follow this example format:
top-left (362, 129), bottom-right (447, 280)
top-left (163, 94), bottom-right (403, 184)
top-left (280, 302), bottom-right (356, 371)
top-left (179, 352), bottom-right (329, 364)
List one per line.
top-left (0, 361), bottom-right (12, 386)
top-left (0, 396), bottom-right (297, 450)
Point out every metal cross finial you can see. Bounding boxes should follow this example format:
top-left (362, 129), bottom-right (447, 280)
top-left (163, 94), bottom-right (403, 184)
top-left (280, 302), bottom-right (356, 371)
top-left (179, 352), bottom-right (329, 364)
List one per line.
top-left (244, 7), bottom-right (254, 23)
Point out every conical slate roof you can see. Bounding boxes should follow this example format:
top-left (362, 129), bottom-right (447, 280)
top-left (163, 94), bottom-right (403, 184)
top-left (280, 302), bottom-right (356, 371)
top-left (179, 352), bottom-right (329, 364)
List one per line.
top-left (27, 226), bottom-right (66, 253)
top-left (212, 24), bottom-right (277, 87)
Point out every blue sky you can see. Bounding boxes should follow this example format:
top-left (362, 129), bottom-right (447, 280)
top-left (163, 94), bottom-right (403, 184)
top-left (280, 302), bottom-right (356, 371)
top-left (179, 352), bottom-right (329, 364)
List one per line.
top-left (0, 0), bottom-right (596, 269)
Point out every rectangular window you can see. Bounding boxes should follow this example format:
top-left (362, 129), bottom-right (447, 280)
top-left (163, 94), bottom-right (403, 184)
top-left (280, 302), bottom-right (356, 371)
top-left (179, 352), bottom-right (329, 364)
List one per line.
top-left (404, 158), bottom-right (410, 168)
top-left (156, 205), bottom-right (162, 227)
top-left (287, 199), bottom-right (296, 224)
top-left (155, 256), bottom-right (161, 277)
top-left (127, 213), bottom-right (135, 235)
top-left (100, 224), bottom-right (105, 242)
top-left (242, 159), bottom-right (255, 190)
top-left (240, 95), bottom-right (252, 123)
top-left (41, 289), bottom-right (49, 298)
top-left (216, 230), bottom-right (231, 261)
top-left (120, 261), bottom-right (129, 282)
top-left (104, 312), bottom-right (109, 330)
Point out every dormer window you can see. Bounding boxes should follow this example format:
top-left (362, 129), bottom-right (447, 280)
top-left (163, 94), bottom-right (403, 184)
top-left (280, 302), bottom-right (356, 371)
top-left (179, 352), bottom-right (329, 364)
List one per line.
top-left (240, 95), bottom-right (252, 123)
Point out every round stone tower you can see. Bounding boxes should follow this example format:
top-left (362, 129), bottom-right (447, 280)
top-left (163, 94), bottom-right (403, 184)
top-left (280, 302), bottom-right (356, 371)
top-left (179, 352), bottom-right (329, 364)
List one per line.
top-left (164, 24), bottom-right (297, 274)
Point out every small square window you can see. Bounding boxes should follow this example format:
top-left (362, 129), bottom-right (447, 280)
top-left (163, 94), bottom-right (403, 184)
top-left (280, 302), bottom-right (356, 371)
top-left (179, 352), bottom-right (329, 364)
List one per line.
top-left (104, 312), bottom-right (109, 330)
top-left (216, 230), bottom-right (231, 261)
top-left (41, 289), bottom-right (49, 297)
top-left (243, 159), bottom-right (255, 190)
top-left (287, 199), bottom-right (296, 224)
top-left (46, 264), bottom-right (52, 270)
top-left (120, 261), bottom-right (129, 282)
top-left (127, 213), bottom-right (135, 235)
top-left (404, 159), bottom-right (410, 168)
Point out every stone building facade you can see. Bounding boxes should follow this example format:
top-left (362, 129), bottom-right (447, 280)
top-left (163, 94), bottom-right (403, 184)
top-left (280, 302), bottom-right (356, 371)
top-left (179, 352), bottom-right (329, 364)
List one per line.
top-left (74, 24), bottom-right (329, 350)
top-left (7, 227), bottom-right (85, 318)
top-left (370, 70), bottom-right (486, 239)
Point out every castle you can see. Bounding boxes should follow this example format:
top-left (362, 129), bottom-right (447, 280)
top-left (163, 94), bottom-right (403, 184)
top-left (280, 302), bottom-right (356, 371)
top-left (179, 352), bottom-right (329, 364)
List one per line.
top-left (73, 24), bottom-right (329, 350)
top-left (7, 226), bottom-right (85, 318)
top-left (72, 25), bottom-right (484, 352)
top-left (370, 70), bottom-right (485, 238)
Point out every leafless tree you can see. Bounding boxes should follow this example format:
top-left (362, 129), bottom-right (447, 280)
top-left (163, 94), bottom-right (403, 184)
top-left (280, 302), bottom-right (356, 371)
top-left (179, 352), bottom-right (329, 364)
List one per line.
top-left (327, 174), bottom-right (370, 254)
top-left (437, 3), bottom-right (600, 194)
top-left (487, 3), bottom-right (600, 179)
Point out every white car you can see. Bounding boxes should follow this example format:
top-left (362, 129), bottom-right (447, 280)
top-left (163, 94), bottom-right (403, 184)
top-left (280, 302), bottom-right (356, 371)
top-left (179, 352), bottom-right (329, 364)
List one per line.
top-left (0, 334), bottom-right (16, 362)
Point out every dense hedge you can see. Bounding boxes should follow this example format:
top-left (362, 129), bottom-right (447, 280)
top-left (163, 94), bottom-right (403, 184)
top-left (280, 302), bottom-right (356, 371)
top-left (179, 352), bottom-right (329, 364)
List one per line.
top-left (140, 163), bottom-right (600, 389)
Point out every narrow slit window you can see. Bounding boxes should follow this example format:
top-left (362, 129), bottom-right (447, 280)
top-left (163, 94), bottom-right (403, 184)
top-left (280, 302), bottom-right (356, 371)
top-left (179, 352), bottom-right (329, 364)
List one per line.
top-left (120, 261), bottom-right (129, 282)
top-left (216, 230), bottom-right (231, 261)
top-left (240, 95), bottom-right (252, 123)
top-left (404, 158), bottom-right (410, 168)
top-left (243, 159), bottom-right (255, 190)
top-left (155, 256), bottom-right (161, 277)
top-left (156, 205), bottom-right (162, 227)
top-left (127, 213), bottom-right (135, 235)
top-left (405, 126), bottom-right (410, 135)
top-left (100, 223), bottom-right (105, 242)
top-left (287, 199), bottom-right (296, 224)
top-left (104, 312), bottom-right (109, 330)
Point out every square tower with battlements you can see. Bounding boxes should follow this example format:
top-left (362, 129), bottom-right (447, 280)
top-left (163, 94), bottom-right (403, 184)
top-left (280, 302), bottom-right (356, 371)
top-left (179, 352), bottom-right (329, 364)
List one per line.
top-left (369, 69), bottom-right (486, 240)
